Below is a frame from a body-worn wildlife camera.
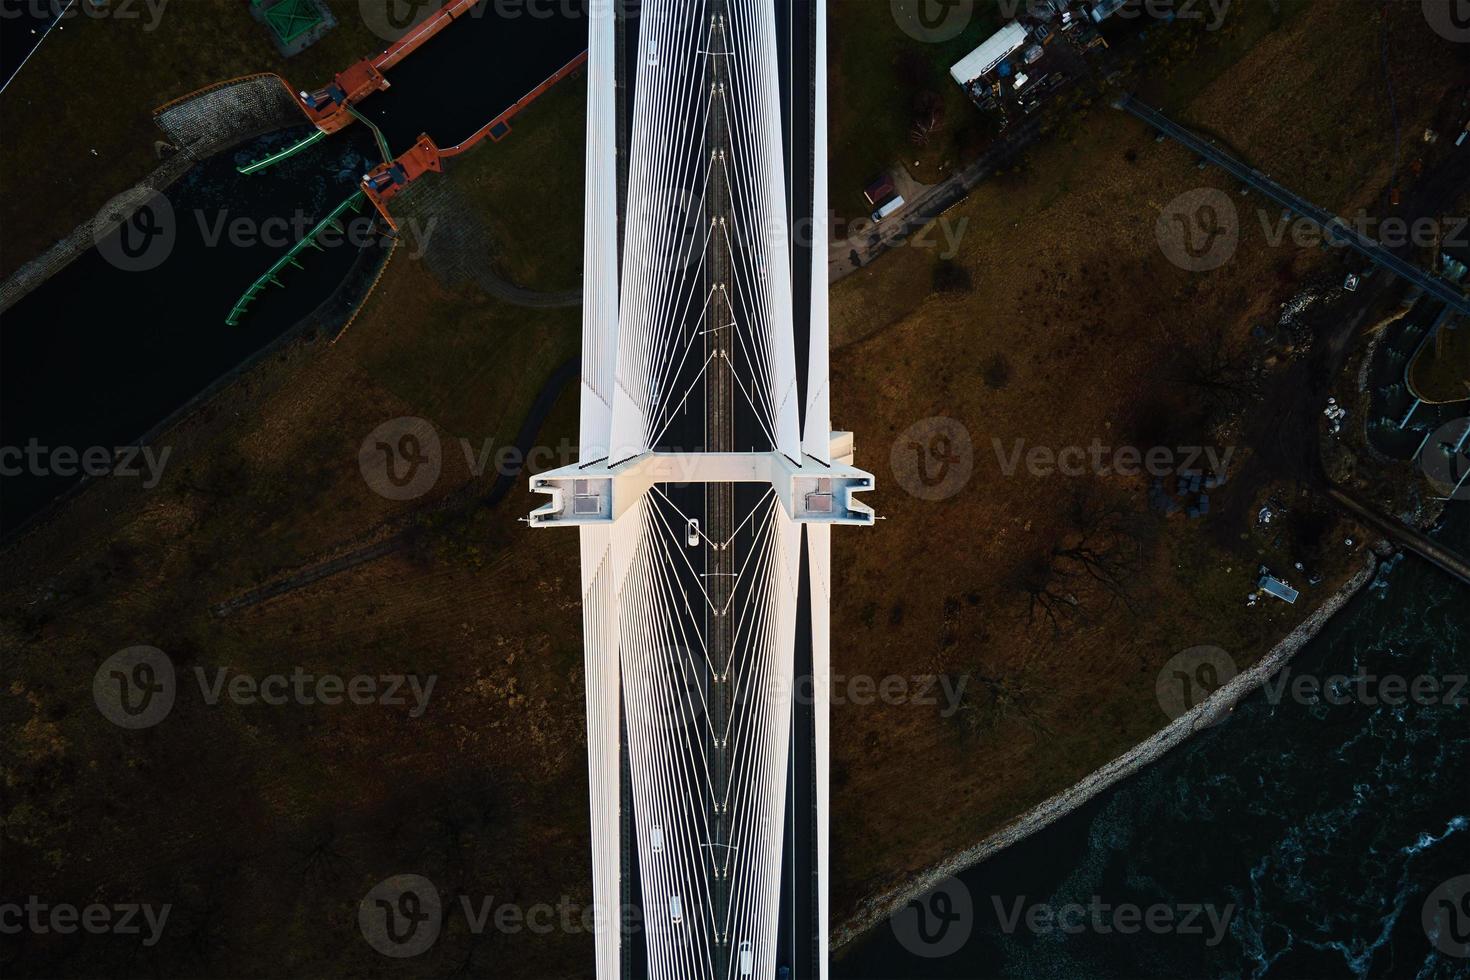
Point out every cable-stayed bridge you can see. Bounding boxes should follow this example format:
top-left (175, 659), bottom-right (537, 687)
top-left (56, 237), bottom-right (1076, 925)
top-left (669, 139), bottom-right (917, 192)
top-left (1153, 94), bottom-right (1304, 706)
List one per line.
top-left (530, 2), bottom-right (872, 977)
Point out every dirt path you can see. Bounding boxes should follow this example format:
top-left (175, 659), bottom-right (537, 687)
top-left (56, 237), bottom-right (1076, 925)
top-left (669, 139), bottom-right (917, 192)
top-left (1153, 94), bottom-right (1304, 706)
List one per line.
top-left (212, 356), bottom-right (580, 615)
top-left (827, 116), bottom-right (1043, 282)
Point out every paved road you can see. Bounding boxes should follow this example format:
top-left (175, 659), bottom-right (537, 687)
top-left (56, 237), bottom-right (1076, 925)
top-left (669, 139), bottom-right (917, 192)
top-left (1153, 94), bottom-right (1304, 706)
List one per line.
top-left (1325, 485), bottom-right (1470, 587)
top-left (1117, 94), bottom-right (1470, 316)
top-left (827, 116), bottom-right (1043, 282)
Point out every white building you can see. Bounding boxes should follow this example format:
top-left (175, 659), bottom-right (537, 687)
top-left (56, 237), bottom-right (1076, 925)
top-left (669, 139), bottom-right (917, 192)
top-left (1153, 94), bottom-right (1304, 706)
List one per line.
top-left (949, 21), bottom-right (1029, 85)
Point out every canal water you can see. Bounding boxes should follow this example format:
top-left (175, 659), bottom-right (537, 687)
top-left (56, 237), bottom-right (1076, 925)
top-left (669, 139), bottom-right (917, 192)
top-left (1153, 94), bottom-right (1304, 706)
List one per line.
top-left (1, 4), bottom-right (591, 535)
top-left (0, 126), bottom-right (379, 534)
top-left (361, 1), bottom-right (587, 154)
top-left (836, 509), bottom-right (1469, 979)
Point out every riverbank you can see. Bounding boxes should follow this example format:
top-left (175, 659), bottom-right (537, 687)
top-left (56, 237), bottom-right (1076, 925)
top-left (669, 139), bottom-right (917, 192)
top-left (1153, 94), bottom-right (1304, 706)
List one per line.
top-left (0, 0), bottom-right (383, 281)
top-left (0, 74), bottom-right (305, 312)
top-left (3, 228), bottom-right (396, 547)
top-left (830, 548), bottom-right (1381, 950)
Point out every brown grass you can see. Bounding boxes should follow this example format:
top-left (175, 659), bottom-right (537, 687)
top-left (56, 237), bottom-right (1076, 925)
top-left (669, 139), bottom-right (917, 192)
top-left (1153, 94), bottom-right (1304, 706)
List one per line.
top-left (823, 0), bottom-right (1464, 919)
top-left (1, 127), bottom-right (590, 974)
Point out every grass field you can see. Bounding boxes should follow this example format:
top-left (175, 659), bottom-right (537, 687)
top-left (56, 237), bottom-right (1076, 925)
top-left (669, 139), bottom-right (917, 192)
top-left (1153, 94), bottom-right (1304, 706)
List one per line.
top-left (1, 79), bottom-right (590, 971)
top-left (827, 0), bottom-right (1004, 220)
top-left (822, 0), bottom-right (1467, 921)
top-left (448, 78), bottom-right (588, 293)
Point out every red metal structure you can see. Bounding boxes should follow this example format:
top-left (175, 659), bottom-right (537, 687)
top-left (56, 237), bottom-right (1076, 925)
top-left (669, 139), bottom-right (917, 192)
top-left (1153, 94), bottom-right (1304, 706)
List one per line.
top-left (359, 49), bottom-right (587, 227)
top-left (299, 0), bottom-right (482, 133)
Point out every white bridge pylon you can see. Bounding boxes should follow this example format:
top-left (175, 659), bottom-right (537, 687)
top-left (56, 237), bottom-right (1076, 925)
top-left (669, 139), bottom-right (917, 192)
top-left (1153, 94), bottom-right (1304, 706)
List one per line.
top-left (531, 2), bottom-right (871, 978)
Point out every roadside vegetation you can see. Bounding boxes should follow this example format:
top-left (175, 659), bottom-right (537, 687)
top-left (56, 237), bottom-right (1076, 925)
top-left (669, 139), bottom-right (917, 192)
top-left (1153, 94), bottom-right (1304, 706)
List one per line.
top-left (2, 69), bottom-right (589, 976)
top-left (1410, 325), bottom-right (1470, 402)
top-left (827, 0), bottom-right (1003, 220)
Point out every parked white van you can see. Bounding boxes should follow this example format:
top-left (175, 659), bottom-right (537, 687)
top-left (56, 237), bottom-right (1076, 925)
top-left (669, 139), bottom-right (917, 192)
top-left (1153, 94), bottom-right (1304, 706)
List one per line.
top-left (870, 195), bottom-right (904, 223)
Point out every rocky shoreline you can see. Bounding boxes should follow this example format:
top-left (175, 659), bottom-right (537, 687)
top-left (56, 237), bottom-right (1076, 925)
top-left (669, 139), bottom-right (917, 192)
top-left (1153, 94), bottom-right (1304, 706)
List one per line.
top-left (830, 550), bottom-right (1381, 950)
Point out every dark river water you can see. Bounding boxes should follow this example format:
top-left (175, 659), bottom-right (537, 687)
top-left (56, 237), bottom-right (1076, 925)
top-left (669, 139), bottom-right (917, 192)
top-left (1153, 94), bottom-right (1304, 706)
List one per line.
top-left (0, 3), bottom-right (590, 535)
top-left (0, 126), bottom-right (379, 534)
top-left (837, 509), bottom-right (1469, 980)
top-left (361, 0), bottom-right (587, 154)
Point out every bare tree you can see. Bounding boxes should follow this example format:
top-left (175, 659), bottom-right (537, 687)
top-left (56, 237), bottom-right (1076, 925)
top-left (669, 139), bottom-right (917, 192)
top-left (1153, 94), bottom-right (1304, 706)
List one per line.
top-left (1051, 484), bottom-right (1145, 616)
top-left (1010, 484), bottom-right (1149, 632)
top-left (1169, 325), bottom-right (1259, 417)
top-left (1007, 549), bottom-right (1083, 636)
top-left (910, 92), bottom-right (945, 147)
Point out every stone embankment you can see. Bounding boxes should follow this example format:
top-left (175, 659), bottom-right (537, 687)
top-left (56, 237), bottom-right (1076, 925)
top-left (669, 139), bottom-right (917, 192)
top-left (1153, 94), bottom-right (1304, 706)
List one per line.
top-left (0, 75), bottom-right (305, 312)
top-left (831, 552), bottom-right (1379, 950)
